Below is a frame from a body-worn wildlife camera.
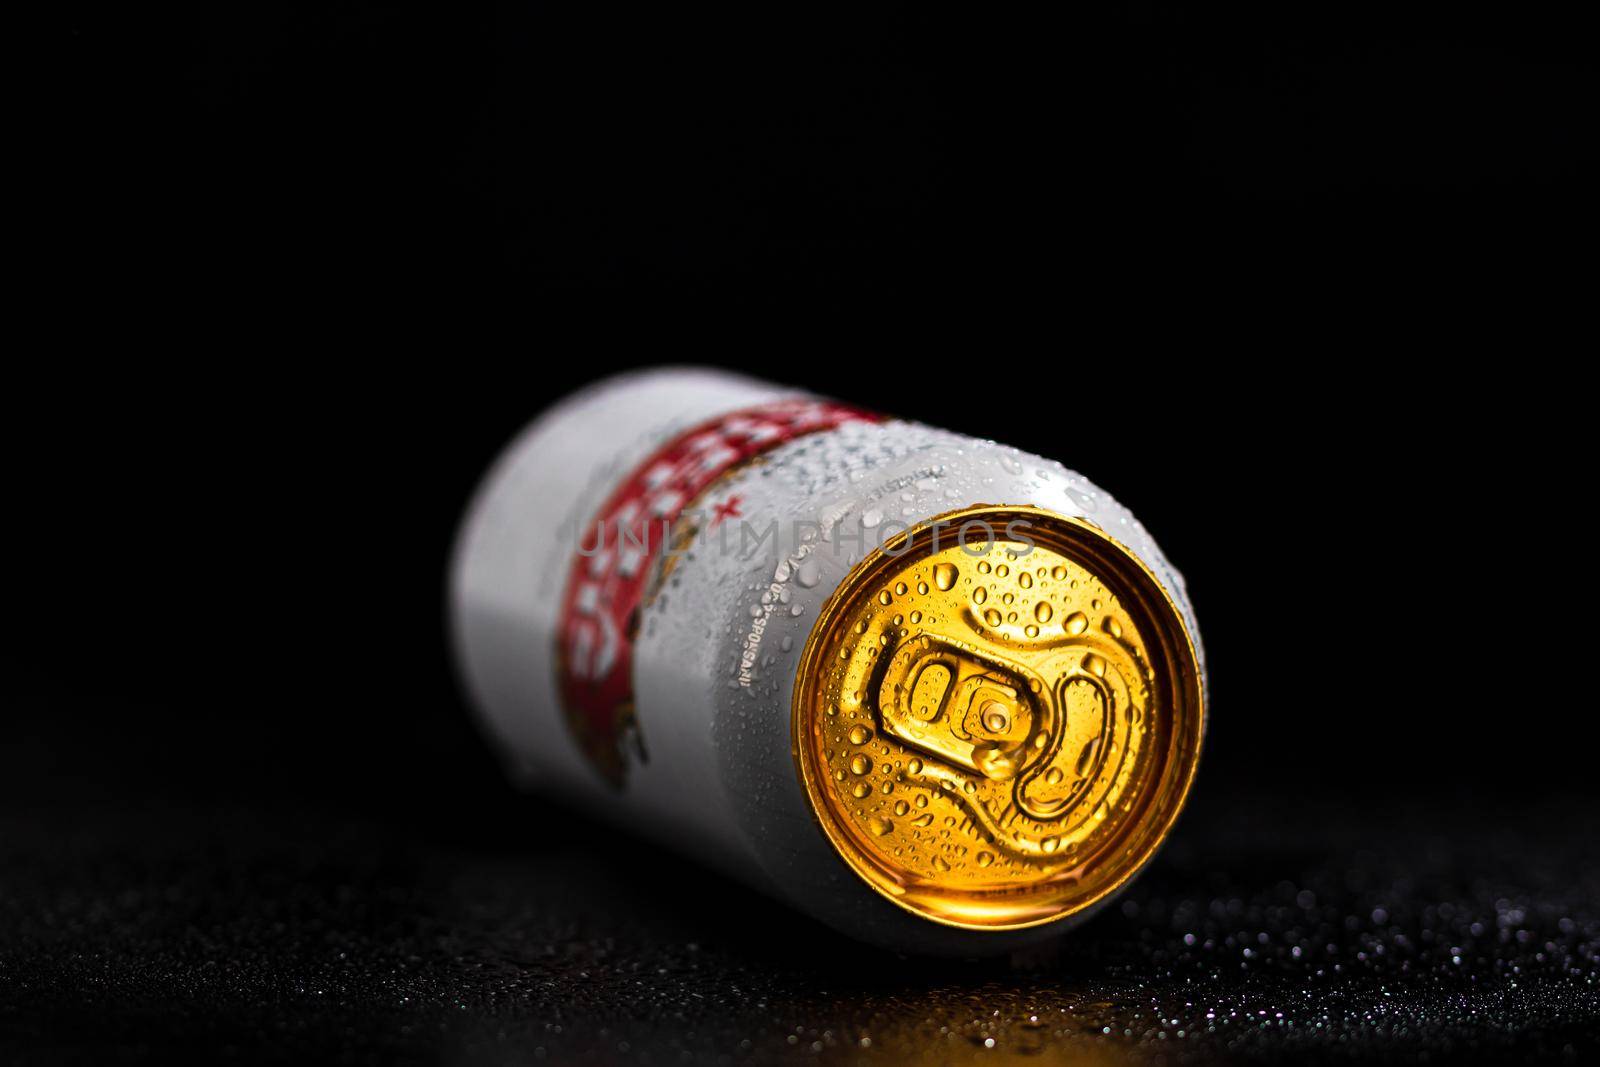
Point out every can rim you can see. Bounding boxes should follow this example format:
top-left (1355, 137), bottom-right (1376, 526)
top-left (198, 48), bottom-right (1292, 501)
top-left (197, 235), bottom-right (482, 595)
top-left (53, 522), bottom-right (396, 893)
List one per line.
top-left (790, 504), bottom-right (1206, 933)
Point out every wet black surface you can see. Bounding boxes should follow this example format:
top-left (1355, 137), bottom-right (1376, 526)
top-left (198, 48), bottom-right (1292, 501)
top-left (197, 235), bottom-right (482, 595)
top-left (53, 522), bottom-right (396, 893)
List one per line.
top-left (5, 786), bottom-right (1596, 1065)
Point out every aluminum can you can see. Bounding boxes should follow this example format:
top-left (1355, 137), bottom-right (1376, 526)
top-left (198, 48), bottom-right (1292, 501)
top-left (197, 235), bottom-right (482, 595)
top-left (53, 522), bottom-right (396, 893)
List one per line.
top-left (450, 367), bottom-right (1205, 954)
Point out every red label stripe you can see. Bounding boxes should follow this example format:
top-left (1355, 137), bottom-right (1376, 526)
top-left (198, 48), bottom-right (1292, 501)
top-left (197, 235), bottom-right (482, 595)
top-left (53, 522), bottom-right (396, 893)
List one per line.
top-left (555, 398), bottom-right (880, 786)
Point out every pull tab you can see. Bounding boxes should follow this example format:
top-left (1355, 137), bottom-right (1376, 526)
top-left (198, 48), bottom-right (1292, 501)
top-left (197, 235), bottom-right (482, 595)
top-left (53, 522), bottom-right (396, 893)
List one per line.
top-left (876, 636), bottom-right (1043, 781)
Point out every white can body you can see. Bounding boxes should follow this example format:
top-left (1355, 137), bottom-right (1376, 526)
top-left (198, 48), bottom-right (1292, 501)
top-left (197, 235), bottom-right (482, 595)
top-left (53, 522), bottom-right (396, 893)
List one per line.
top-left (450, 367), bottom-right (1203, 954)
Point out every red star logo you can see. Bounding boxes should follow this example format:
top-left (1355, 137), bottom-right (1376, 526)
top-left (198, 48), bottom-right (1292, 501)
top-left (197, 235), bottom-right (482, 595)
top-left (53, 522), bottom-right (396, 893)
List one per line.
top-left (710, 495), bottom-right (744, 528)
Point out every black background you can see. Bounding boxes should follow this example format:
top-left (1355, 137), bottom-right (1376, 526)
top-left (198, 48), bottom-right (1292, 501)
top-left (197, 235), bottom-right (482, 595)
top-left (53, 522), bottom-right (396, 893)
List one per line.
top-left (10, 4), bottom-right (1599, 1061)
top-left (24, 1), bottom-right (1595, 816)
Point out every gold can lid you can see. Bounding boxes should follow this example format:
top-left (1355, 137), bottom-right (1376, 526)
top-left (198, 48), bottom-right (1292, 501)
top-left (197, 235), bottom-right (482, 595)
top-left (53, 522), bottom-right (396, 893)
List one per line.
top-left (793, 506), bottom-right (1204, 931)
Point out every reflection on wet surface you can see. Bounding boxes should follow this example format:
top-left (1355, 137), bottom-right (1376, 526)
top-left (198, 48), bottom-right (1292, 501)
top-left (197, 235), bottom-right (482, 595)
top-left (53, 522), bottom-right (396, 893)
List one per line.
top-left (3, 788), bottom-right (1596, 1064)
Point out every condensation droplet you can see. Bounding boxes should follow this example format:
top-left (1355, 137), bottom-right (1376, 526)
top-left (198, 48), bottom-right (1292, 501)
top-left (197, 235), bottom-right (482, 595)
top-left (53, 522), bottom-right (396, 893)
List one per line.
top-left (1034, 601), bottom-right (1053, 624)
top-left (848, 725), bottom-right (872, 745)
top-left (850, 754), bottom-right (872, 776)
top-left (1064, 611), bottom-right (1088, 635)
top-left (933, 563), bottom-right (958, 590)
top-left (1075, 736), bottom-right (1101, 778)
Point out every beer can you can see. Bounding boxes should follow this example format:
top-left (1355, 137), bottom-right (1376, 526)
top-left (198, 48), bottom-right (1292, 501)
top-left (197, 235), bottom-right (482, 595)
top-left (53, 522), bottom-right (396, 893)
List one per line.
top-left (450, 367), bottom-right (1205, 954)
